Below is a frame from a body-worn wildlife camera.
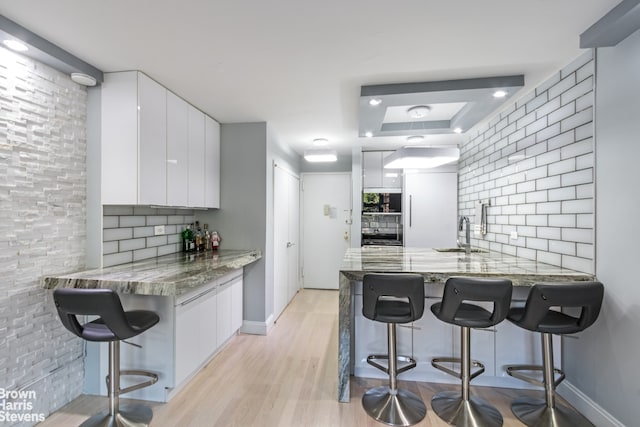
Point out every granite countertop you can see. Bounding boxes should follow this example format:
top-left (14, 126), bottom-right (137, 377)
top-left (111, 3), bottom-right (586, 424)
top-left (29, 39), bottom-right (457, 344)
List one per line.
top-left (340, 246), bottom-right (594, 286)
top-left (41, 249), bottom-right (262, 296)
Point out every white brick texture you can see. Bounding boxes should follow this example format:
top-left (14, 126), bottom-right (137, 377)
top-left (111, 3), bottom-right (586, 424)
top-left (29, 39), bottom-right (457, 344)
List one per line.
top-left (459, 52), bottom-right (595, 273)
top-left (0, 47), bottom-right (87, 426)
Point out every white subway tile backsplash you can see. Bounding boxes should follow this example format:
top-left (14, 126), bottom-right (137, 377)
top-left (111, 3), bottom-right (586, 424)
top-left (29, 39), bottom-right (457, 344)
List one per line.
top-left (577, 243), bottom-right (594, 259)
top-left (103, 216), bottom-right (119, 228)
top-left (561, 255), bottom-right (594, 274)
top-left (119, 238), bottom-right (146, 251)
top-left (147, 235), bottom-right (168, 247)
top-left (134, 247), bottom-right (157, 261)
top-left (104, 251), bottom-right (133, 267)
top-left (548, 158), bottom-right (576, 176)
top-left (147, 215), bottom-right (168, 226)
top-left (562, 199), bottom-right (593, 214)
top-left (562, 169), bottom-right (592, 187)
top-left (120, 215), bottom-right (146, 227)
top-left (561, 107), bottom-right (593, 133)
top-left (104, 227), bottom-right (133, 241)
top-left (549, 240), bottom-right (576, 256)
top-left (459, 53), bottom-right (594, 271)
top-left (103, 241), bottom-right (118, 255)
top-left (548, 187), bottom-right (576, 201)
top-left (549, 74), bottom-right (577, 100)
top-left (104, 206), bottom-right (134, 215)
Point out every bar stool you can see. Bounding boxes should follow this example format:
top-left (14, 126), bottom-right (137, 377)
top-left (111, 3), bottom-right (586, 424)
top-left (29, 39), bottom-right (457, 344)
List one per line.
top-left (361, 273), bottom-right (426, 426)
top-left (53, 288), bottom-right (160, 427)
top-left (431, 276), bottom-right (513, 427)
top-left (505, 281), bottom-right (604, 427)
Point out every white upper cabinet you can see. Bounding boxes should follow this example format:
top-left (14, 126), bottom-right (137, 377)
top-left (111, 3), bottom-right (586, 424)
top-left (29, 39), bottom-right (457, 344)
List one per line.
top-left (187, 105), bottom-right (206, 207)
top-left (166, 91), bottom-right (189, 207)
top-left (138, 74), bottom-right (168, 205)
top-left (362, 151), bottom-right (402, 191)
top-left (101, 71), bottom-right (221, 208)
top-left (205, 116), bottom-right (221, 208)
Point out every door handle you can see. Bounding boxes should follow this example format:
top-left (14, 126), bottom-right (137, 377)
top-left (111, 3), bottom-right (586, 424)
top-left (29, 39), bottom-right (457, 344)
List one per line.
top-left (409, 195), bottom-right (412, 227)
top-left (286, 242), bottom-right (295, 248)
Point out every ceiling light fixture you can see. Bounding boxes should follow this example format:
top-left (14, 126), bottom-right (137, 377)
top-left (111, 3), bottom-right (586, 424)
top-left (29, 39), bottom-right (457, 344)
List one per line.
top-left (406, 135), bottom-right (424, 143)
top-left (384, 146), bottom-right (460, 169)
top-left (312, 138), bottom-right (329, 146)
top-left (493, 90), bottom-right (507, 98)
top-left (369, 98), bottom-right (382, 106)
top-left (70, 72), bottom-right (97, 86)
top-left (304, 148), bottom-right (338, 163)
top-left (453, 128), bottom-right (463, 134)
top-left (407, 105), bottom-right (431, 119)
top-left (365, 131), bottom-right (373, 138)
top-left (2, 39), bottom-right (28, 52)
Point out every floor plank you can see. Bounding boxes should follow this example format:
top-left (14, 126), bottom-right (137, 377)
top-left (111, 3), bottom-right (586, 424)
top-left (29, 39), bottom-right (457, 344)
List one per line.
top-left (39, 289), bottom-right (576, 426)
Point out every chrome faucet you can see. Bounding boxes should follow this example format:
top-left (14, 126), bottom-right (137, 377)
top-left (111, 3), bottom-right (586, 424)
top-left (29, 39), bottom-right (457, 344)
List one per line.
top-left (458, 216), bottom-right (471, 255)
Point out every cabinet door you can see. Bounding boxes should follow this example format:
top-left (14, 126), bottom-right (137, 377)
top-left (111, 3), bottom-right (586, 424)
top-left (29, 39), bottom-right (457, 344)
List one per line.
top-left (187, 105), bottom-right (205, 207)
top-left (381, 152), bottom-right (402, 189)
top-left (167, 92), bottom-right (189, 206)
top-left (216, 284), bottom-right (233, 347)
top-left (231, 276), bottom-right (243, 332)
top-left (199, 290), bottom-right (218, 362)
top-left (101, 71), bottom-right (138, 204)
top-left (362, 151), bottom-right (383, 189)
top-left (138, 73), bottom-right (167, 205)
top-left (204, 116), bottom-right (221, 208)
top-left (175, 298), bottom-right (201, 386)
top-left (404, 172), bottom-right (458, 248)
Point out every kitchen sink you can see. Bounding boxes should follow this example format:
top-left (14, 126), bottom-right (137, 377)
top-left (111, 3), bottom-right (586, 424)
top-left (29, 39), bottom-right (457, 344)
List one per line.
top-left (435, 247), bottom-right (488, 253)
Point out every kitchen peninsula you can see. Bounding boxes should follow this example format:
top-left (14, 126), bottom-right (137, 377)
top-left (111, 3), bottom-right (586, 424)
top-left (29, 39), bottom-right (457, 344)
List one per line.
top-left (42, 249), bottom-right (261, 402)
top-left (338, 246), bottom-right (595, 402)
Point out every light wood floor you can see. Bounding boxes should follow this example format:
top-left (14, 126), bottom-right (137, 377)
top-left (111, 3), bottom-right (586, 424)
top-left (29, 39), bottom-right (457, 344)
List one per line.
top-left (40, 289), bottom-right (573, 426)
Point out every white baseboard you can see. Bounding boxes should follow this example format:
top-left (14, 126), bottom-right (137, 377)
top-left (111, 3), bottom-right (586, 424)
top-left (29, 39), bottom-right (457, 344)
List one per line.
top-left (557, 381), bottom-right (625, 427)
top-left (240, 314), bottom-right (274, 336)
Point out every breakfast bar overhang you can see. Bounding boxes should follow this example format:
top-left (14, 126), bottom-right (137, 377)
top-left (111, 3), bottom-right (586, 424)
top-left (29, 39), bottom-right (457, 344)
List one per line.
top-left (337, 246), bottom-right (595, 402)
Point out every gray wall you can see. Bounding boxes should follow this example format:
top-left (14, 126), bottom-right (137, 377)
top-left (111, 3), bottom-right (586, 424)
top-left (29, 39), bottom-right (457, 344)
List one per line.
top-left (0, 47), bottom-right (86, 424)
top-left (564, 29), bottom-right (640, 426)
top-left (460, 51), bottom-right (595, 273)
top-left (198, 123), bottom-right (268, 323)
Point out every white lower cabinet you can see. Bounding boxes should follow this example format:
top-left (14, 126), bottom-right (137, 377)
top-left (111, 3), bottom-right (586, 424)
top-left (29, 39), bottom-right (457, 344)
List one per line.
top-left (84, 268), bottom-right (244, 402)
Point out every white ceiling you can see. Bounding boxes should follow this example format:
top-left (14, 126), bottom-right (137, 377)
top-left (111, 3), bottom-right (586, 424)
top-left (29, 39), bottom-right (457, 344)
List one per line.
top-left (0, 0), bottom-right (620, 155)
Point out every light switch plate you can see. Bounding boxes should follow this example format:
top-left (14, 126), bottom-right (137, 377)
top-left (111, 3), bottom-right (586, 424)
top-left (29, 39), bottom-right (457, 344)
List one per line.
top-left (154, 225), bottom-right (165, 235)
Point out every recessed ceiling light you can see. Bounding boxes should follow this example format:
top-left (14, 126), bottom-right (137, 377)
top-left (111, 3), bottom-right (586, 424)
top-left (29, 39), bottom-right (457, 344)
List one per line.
top-left (453, 128), bottom-right (463, 134)
top-left (3, 39), bottom-right (28, 52)
top-left (369, 98), bottom-right (382, 106)
top-left (313, 138), bottom-right (329, 146)
top-left (365, 131), bottom-right (373, 138)
top-left (493, 90), bottom-right (507, 98)
top-left (406, 135), bottom-right (424, 143)
top-left (407, 105), bottom-right (431, 119)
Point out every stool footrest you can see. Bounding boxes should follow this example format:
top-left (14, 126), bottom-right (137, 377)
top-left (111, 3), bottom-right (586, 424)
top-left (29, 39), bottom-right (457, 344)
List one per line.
top-left (106, 370), bottom-right (159, 396)
top-left (432, 357), bottom-right (485, 380)
top-left (367, 354), bottom-right (416, 375)
top-left (506, 364), bottom-right (565, 388)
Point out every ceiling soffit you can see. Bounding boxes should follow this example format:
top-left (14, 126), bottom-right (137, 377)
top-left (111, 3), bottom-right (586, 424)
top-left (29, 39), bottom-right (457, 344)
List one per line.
top-left (359, 75), bottom-right (525, 138)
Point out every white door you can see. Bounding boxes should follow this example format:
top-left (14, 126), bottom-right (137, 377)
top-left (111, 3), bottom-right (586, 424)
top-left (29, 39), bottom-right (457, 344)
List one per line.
top-left (302, 173), bottom-right (352, 290)
top-left (274, 165), bottom-right (300, 320)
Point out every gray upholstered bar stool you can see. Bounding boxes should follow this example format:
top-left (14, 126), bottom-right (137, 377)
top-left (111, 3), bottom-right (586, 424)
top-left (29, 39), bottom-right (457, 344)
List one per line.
top-left (430, 276), bottom-right (512, 427)
top-left (53, 288), bottom-right (160, 427)
top-left (505, 281), bottom-right (604, 427)
top-left (361, 273), bottom-right (426, 426)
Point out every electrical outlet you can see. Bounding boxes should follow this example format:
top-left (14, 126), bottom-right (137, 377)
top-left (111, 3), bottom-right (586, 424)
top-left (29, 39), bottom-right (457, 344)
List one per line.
top-left (510, 231), bottom-right (518, 240)
top-left (154, 225), bottom-right (165, 236)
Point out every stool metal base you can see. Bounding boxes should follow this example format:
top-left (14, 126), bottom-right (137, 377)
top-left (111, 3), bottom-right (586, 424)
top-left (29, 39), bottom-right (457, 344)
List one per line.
top-left (511, 397), bottom-right (594, 427)
top-left (431, 391), bottom-right (503, 427)
top-left (362, 386), bottom-right (427, 426)
top-left (80, 404), bottom-right (153, 427)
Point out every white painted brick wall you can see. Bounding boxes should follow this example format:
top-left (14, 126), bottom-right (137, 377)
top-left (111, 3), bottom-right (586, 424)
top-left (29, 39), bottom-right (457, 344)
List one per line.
top-left (0, 47), bottom-right (86, 426)
top-left (460, 51), bottom-right (595, 273)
